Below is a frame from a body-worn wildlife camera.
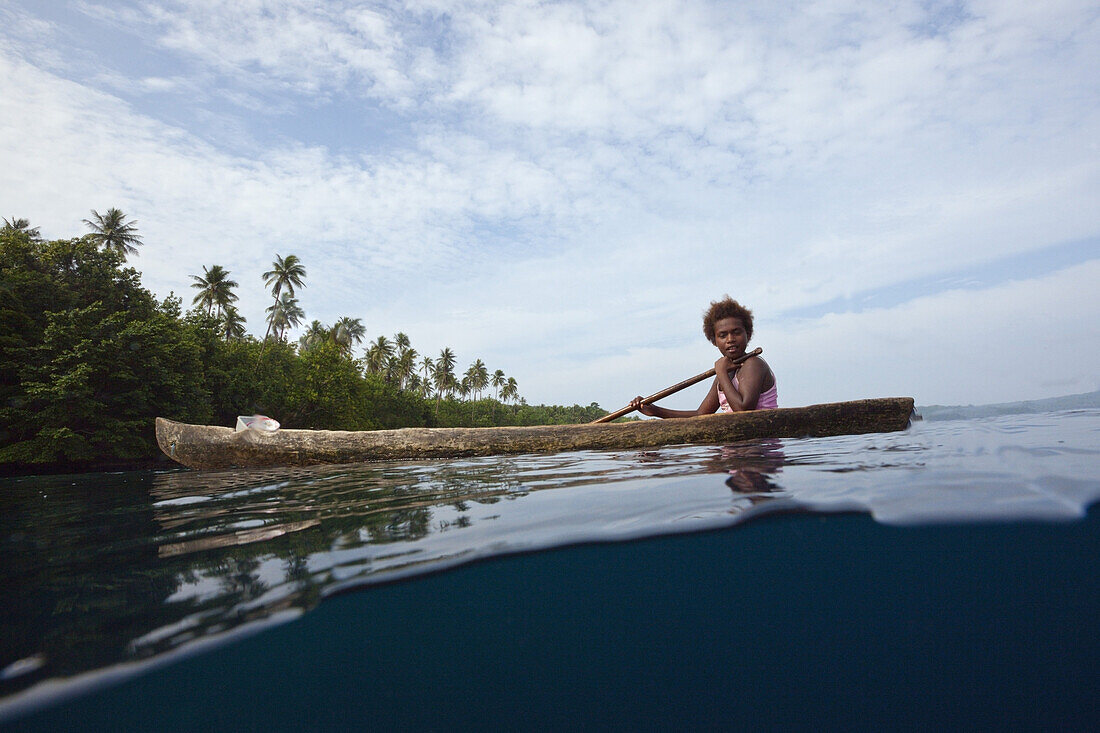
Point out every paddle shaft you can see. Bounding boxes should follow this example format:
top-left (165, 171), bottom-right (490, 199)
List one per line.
top-left (591, 347), bottom-right (763, 423)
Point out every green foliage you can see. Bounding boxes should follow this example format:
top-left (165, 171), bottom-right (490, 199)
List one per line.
top-left (0, 231), bottom-right (207, 468)
top-left (13, 305), bottom-right (209, 463)
top-left (190, 264), bottom-right (238, 317)
top-left (289, 341), bottom-right (366, 428)
top-left (0, 217), bottom-right (608, 473)
top-left (82, 207), bottom-right (143, 257)
top-left (429, 399), bottom-right (606, 427)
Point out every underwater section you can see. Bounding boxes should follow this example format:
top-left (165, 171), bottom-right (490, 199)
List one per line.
top-left (1, 406), bottom-right (1099, 722)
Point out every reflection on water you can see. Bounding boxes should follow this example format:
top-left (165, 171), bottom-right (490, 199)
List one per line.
top-left (718, 440), bottom-right (786, 494)
top-left (1, 408), bottom-right (1099, 717)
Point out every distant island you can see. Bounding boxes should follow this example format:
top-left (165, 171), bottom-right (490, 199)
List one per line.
top-left (917, 390), bottom-right (1100, 421)
top-left (0, 212), bottom-right (606, 474)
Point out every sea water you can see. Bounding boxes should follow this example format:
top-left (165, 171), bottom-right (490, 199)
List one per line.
top-left (1, 403), bottom-right (1098, 729)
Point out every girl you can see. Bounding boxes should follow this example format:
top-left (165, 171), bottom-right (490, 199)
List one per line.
top-left (630, 297), bottom-right (778, 417)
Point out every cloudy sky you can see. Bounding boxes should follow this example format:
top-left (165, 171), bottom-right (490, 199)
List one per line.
top-left (2, 0), bottom-right (1098, 412)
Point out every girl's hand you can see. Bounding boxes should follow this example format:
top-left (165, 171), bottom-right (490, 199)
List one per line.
top-left (715, 356), bottom-right (741, 374)
top-left (630, 396), bottom-right (656, 417)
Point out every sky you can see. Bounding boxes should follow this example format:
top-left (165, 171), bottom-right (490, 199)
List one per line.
top-left (2, 0), bottom-right (1098, 412)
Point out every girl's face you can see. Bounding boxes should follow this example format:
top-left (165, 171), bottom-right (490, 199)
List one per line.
top-left (714, 317), bottom-right (749, 359)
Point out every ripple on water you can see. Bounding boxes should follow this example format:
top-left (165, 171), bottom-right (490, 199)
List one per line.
top-left (1, 408), bottom-right (1098, 719)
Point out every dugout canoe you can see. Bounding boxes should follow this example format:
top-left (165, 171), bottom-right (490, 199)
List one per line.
top-left (156, 397), bottom-right (915, 470)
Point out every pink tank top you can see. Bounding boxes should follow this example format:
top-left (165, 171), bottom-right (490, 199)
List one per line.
top-left (717, 371), bottom-right (779, 412)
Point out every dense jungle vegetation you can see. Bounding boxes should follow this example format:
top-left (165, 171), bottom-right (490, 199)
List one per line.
top-left (0, 212), bottom-right (607, 473)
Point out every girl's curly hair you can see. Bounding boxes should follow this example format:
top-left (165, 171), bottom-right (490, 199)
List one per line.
top-left (702, 296), bottom-right (753, 343)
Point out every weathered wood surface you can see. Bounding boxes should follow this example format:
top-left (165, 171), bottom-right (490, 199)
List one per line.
top-left (156, 397), bottom-right (914, 470)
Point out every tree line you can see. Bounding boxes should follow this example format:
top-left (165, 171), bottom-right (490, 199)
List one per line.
top-left (186, 249), bottom-right (523, 411)
top-left (0, 211), bottom-right (607, 473)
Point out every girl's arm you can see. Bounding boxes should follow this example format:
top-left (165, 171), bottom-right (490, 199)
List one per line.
top-left (714, 356), bottom-right (766, 411)
top-left (630, 381), bottom-right (720, 419)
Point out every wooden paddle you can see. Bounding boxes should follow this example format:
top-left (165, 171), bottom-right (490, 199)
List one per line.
top-left (591, 347), bottom-right (763, 424)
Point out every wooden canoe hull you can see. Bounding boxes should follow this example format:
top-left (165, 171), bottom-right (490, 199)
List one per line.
top-left (156, 397), bottom-right (914, 470)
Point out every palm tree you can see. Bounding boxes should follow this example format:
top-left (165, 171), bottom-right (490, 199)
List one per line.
top-left (502, 377), bottom-right (519, 406)
top-left (221, 305), bottom-right (247, 341)
top-left (384, 355), bottom-right (401, 384)
top-left (332, 317), bottom-right (366, 354)
top-left (190, 264), bottom-right (239, 318)
top-left (2, 217), bottom-right (41, 241)
top-left (420, 356), bottom-right (435, 397)
top-left (299, 320), bottom-right (330, 351)
top-left (433, 348), bottom-right (457, 412)
top-left (266, 299), bottom-right (287, 341)
top-left (283, 297), bottom-right (306, 340)
top-left (463, 362), bottom-right (487, 401)
top-left (395, 346), bottom-right (418, 390)
top-left (83, 208), bottom-right (143, 256)
top-left (266, 293), bottom-right (304, 341)
top-left (394, 332), bottom-right (411, 355)
top-left (389, 332), bottom-right (412, 387)
top-left (365, 335), bottom-right (394, 375)
top-left (490, 368), bottom-right (506, 420)
top-left (261, 254), bottom-right (306, 345)
top-left (190, 266), bottom-right (218, 317)
top-left (471, 359), bottom-right (489, 401)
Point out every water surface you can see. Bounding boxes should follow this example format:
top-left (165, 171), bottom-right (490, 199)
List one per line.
top-left (2, 407), bottom-right (1099, 725)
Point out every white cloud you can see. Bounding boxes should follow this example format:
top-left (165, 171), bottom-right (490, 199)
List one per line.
top-left (0, 47), bottom-right (583, 325)
top-left (771, 259), bottom-right (1100, 406)
top-left (1, 0), bottom-right (1098, 411)
top-left (82, 0), bottom-right (432, 103)
top-left (549, 259), bottom-right (1100, 411)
